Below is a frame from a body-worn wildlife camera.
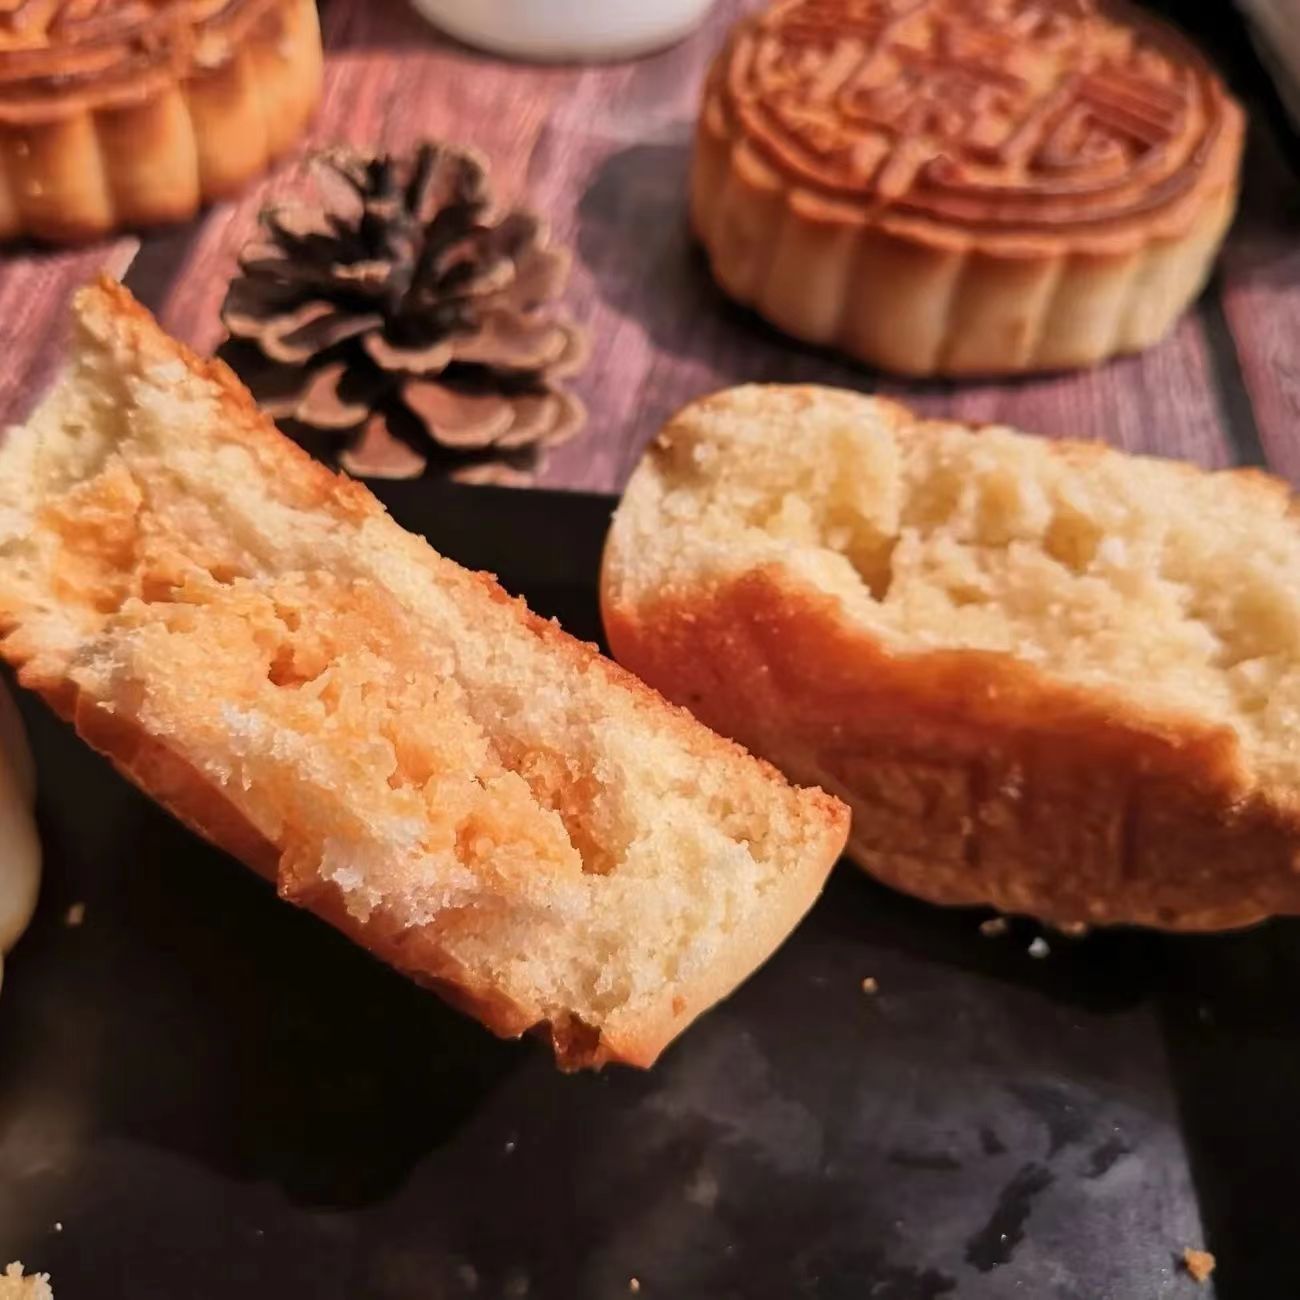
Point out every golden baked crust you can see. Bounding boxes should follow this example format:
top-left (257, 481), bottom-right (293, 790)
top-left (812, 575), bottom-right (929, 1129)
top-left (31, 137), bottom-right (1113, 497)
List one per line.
top-left (0, 0), bottom-right (322, 243)
top-left (692, 0), bottom-right (1244, 374)
top-left (0, 281), bottom-right (848, 1069)
top-left (602, 385), bottom-right (1300, 932)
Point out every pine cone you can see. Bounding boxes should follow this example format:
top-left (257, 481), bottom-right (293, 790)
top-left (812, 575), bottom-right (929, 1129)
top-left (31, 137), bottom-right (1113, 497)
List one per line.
top-left (218, 141), bottom-right (588, 482)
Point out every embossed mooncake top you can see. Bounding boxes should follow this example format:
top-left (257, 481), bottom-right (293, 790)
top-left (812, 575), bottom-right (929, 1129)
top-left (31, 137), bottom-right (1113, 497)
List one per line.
top-left (708, 0), bottom-right (1243, 246)
top-left (0, 0), bottom-right (288, 118)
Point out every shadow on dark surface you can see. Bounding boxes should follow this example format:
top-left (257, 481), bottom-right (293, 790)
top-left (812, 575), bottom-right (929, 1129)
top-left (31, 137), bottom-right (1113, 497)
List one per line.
top-left (1157, 927), bottom-right (1300, 1299)
top-left (818, 867), bottom-right (1163, 1016)
top-left (120, 220), bottom-right (213, 314)
top-left (7, 702), bottom-right (523, 1210)
top-left (574, 137), bottom-right (925, 396)
top-left (574, 139), bottom-right (723, 359)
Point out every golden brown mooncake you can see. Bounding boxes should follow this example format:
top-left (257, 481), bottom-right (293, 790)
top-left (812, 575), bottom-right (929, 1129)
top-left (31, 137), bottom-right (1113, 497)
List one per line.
top-left (0, 0), bottom-right (322, 244)
top-left (692, 0), bottom-right (1245, 375)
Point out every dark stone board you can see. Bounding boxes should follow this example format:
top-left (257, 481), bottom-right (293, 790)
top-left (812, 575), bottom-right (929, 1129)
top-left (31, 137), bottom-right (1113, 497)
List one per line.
top-left (2, 484), bottom-right (1296, 1299)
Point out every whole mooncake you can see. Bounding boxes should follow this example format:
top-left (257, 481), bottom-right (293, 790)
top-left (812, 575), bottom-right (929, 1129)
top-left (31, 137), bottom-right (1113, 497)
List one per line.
top-left (692, 0), bottom-right (1244, 375)
top-left (0, 0), bottom-right (322, 243)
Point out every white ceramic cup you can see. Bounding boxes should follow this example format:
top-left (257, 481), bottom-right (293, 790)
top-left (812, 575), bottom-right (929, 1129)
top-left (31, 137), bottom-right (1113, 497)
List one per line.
top-left (410, 0), bottom-right (714, 62)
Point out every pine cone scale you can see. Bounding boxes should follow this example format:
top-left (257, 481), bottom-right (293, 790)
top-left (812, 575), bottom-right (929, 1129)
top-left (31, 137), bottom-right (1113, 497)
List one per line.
top-left (338, 412), bottom-right (428, 481)
top-left (450, 316), bottom-right (576, 370)
top-left (259, 301), bottom-right (384, 366)
top-left (401, 380), bottom-right (515, 449)
top-left (494, 391), bottom-right (587, 450)
top-left (363, 332), bottom-right (455, 377)
top-left (295, 361), bottom-right (373, 430)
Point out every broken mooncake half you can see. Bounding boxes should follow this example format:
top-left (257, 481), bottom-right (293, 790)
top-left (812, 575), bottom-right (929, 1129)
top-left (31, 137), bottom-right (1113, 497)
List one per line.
top-left (603, 385), bottom-right (1300, 932)
top-left (0, 282), bottom-right (848, 1068)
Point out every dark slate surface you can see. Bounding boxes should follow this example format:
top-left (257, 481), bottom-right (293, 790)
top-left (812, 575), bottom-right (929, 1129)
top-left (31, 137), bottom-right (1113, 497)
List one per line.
top-left (1, 484), bottom-right (1297, 1299)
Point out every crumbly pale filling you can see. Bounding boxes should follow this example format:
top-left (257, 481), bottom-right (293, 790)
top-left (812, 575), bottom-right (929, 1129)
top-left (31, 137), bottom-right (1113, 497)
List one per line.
top-left (621, 387), bottom-right (1300, 788)
top-left (0, 1262), bottom-right (52, 1300)
top-left (0, 340), bottom-right (829, 1043)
